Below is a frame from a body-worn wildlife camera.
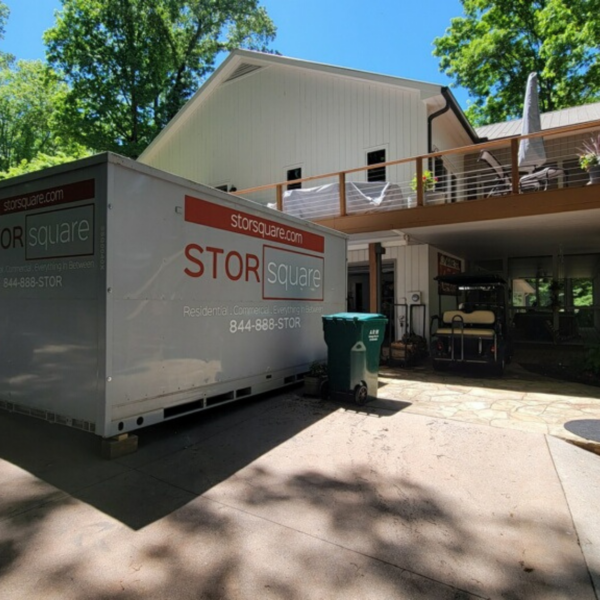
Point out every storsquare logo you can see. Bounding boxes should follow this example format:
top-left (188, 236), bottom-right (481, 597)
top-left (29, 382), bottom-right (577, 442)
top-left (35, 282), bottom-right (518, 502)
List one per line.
top-left (183, 195), bottom-right (325, 301)
top-left (26, 205), bottom-right (95, 260)
top-left (262, 245), bottom-right (323, 301)
top-left (0, 180), bottom-right (96, 260)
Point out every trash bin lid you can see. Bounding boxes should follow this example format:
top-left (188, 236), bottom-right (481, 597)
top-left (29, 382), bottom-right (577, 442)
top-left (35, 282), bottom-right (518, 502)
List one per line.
top-left (322, 312), bottom-right (386, 321)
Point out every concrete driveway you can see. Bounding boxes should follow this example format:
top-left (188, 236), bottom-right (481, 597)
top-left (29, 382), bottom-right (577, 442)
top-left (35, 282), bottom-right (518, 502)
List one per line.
top-left (0, 365), bottom-right (599, 599)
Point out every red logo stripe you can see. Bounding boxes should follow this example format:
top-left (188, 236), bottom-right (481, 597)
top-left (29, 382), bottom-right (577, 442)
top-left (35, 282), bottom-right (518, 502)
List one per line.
top-left (184, 195), bottom-right (325, 253)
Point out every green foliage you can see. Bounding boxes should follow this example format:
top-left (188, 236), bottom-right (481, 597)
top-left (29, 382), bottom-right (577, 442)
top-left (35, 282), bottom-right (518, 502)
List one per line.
top-left (45, 0), bottom-right (277, 158)
top-left (583, 345), bottom-right (600, 375)
top-left (572, 278), bottom-right (593, 306)
top-left (0, 149), bottom-right (91, 180)
top-left (0, 1), bottom-right (13, 67)
top-left (434, 0), bottom-right (600, 125)
top-left (308, 361), bottom-right (328, 377)
top-left (410, 169), bottom-right (438, 192)
top-left (0, 59), bottom-right (88, 173)
top-left (578, 133), bottom-right (600, 171)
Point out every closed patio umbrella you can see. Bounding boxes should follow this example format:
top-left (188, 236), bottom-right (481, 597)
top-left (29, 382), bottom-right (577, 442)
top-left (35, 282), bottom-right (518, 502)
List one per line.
top-left (518, 72), bottom-right (547, 173)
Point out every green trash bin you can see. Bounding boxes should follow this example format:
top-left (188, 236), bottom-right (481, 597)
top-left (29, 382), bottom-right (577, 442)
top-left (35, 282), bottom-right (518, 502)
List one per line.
top-left (322, 312), bottom-right (388, 405)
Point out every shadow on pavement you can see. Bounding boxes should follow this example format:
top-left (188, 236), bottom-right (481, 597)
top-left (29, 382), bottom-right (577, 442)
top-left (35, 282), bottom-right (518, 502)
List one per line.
top-left (2, 461), bottom-right (596, 599)
top-left (0, 390), bottom-right (337, 529)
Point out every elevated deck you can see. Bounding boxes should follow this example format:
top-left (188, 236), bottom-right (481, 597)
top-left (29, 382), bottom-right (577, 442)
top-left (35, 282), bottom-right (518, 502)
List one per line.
top-left (233, 120), bottom-right (600, 260)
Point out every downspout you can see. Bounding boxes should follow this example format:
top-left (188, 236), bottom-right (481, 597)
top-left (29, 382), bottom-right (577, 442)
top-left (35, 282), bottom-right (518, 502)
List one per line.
top-left (428, 87), bottom-right (481, 151)
top-left (428, 94), bottom-right (451, 154)
top-left (427, 87), bottom-right (482, 170)
top-left (427, 93), bottom-right (451, 172)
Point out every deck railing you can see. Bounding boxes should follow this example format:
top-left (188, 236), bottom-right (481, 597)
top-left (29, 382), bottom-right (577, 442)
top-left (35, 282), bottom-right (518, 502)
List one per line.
top-left (231, 120), bottom-right (600, 221)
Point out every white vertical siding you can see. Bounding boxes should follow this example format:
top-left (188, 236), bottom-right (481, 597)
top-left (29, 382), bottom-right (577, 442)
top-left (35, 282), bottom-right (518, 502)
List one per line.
top-left (432, 119), bottom-right (467, 199)
top-left (347, 243), bottom-right (432, 336)
top-left (143, 65), bottom-right (429, 198)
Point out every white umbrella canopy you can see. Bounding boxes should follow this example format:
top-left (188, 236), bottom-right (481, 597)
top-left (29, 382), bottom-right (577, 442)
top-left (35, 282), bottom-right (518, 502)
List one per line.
top-left (518, 72), bottom-right (547, 173)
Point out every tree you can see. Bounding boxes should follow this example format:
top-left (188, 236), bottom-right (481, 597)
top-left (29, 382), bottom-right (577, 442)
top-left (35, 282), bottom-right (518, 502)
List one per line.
top-left (45, 0), bottom-right (277, 158)
top-left (0, 1), bottom-right (13, 67)
top-left (0, 59), bottom-right (88, 174)
top-left (433, 0), bottom-right (600, 125)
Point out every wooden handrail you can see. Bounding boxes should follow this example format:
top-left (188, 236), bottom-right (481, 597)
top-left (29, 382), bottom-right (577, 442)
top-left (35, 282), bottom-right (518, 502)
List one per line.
top-left (230, 118), bottom-right (600, 198)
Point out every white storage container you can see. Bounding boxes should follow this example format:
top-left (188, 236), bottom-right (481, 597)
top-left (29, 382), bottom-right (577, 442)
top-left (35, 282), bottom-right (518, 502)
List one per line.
top-left (0, 154), bottom-right (347, 438)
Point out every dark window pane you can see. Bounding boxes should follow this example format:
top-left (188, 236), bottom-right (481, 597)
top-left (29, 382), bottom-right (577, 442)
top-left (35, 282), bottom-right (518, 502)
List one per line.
top-left (287, 167), bottom-right (302, 190)
top-left (367, 149), bottom-right (386, 182)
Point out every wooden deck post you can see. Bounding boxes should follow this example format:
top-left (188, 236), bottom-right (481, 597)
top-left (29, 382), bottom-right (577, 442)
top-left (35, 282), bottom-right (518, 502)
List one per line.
top-left (416, 158), bottom-right (424, 207)
top-left (276, 184), bottom-right (283, 211)
top-left (510, 138), bottom-right (520, 195)
top-left (369, 242), bottom-right (385, 313)
top-left (339, 172), bottom-right (347, 216)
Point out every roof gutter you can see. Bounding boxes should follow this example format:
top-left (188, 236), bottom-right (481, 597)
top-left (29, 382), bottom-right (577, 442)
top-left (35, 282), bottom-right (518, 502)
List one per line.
top-left (427, 94), bottom-right (451, 155)
top-left (441, 87), bottom-right (482, 144)
top-left (427, 88), bottom-right (483, 159)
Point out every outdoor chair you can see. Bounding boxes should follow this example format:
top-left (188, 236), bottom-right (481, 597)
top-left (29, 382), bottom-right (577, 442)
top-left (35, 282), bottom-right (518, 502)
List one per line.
top-left (478, 150), bottom-right (512, 196)
top-left (519, 164), bottom-right (564, 192)
top-left (479, 149), bottom-right (565, 196)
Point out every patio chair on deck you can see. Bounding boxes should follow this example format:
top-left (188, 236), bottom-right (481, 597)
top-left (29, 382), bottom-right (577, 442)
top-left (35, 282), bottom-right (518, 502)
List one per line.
top-left (519, 164), bottom-right (565, 192)
top-left (479, 149), bottom-right (565, 196)
top-left (479, 150), bottom-right (512, 197)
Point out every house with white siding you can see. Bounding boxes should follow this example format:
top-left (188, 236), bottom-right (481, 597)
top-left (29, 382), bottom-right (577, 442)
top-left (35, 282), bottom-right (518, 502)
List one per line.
top-left (140, 50), bottom-right (600, 343)
top-left (140, 50), bottom-right (480, 338)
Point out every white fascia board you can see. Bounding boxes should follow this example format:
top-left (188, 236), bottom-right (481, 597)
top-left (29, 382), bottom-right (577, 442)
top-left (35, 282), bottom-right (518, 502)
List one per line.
top-left (232, 50), bottom-right (443, 96)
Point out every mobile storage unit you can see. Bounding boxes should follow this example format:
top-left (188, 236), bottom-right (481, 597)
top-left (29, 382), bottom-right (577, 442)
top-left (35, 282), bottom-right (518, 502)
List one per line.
top-left (0, 153), bottom-right (347, 438)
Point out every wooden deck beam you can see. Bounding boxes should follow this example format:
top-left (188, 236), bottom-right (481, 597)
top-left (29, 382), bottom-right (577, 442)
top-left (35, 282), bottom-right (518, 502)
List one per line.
top-left (313, 185), bottom-right (600, 235)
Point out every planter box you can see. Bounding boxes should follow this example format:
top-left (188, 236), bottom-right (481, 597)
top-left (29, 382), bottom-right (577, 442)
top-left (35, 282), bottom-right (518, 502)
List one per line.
top-left (304, 376), bottom-right (327, 397)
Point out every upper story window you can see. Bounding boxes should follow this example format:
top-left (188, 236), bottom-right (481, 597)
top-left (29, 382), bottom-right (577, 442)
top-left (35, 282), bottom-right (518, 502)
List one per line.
top-left (214, 184), bottom-right (237, 193)
top-left (287, 167), bottom-right (302, 190)
top-left (367, 149), bottom-right (386, 182)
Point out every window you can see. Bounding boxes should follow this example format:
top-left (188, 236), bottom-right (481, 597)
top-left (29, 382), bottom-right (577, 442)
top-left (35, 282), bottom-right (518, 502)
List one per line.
top-left (214, 184), bottom-right (236, 193)
top-left (367, 149), bottom-right (386, 182)
top-left (287, 167), bottom-right (302, 190)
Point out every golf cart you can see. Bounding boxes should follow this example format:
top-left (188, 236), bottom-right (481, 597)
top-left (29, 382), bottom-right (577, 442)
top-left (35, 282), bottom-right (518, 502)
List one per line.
top-left (430, 274), bottom-right (512, 375)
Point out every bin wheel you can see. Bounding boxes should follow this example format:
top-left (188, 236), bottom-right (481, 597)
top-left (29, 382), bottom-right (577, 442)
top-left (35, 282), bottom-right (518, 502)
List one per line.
top-left (354, 384), bottom-right (368, 406)
top-left (319, 379), bottom-right (330, 400)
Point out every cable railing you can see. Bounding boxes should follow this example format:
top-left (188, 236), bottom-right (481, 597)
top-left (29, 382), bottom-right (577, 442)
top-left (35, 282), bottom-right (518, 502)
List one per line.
top-left (232, 119), bottom-right (600, 220)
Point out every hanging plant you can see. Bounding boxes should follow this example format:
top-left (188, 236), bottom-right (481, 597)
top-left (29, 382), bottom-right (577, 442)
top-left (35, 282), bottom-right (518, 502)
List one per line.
top-left (549, 279), bottom-right (562, 310)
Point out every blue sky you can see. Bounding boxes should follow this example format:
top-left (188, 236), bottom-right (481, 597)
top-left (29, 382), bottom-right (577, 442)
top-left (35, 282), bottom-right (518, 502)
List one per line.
top-left (2, 0), bottom-right (471, 108)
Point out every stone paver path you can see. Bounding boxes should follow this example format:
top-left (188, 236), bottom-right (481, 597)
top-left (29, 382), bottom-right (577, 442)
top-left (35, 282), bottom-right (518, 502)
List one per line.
top-left (376, 362), bottom-right (600, 450)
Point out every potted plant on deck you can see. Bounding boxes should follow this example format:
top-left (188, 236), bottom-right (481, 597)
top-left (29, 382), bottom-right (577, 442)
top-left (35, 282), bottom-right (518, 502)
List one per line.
top-left (304, 361), bottom-right (328, 397)
top-left (410, 169), bottom-right (438, 193)
top-left (578, 133), bottom-right (600, 184)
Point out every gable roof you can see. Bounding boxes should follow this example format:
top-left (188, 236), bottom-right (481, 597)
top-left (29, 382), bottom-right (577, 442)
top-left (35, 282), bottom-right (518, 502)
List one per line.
top-left (476, 102), bottom-right (600, 140)
top-left (140, 50), bottom-right (473, 161)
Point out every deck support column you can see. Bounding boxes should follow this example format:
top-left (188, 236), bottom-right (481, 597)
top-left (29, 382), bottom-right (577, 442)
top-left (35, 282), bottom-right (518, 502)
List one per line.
top-left (369, 242), bottom-right (385, 313)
